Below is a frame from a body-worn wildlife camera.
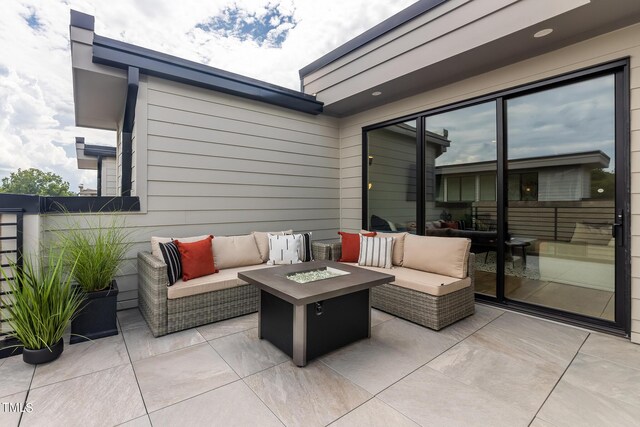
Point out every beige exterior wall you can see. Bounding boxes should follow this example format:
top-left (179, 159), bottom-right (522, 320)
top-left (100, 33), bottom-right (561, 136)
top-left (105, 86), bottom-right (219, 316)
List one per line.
top-left (44, 77), bottom-right (340, 309)
top-left (101, 157), bottom-right (118, 196)
top-left (304, 0), bottom-right (588, 107)
top-left (336, 23), bottom-right (640, 341)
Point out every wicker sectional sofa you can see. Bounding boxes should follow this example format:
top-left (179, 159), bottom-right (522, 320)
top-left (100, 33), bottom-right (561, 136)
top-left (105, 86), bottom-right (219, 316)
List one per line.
top-left (315, 233), bottom-right (475, 331)
top-left (138, 230), bottom-right (475, 337)
top-left (138, 231), bottom-right (287, 337)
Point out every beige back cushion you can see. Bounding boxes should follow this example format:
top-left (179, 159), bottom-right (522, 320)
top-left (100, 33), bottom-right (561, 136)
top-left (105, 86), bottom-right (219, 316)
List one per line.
top-left (150, 235), bottom-right (210, 260)
top-left (213, 235), bottom-right (263, 270)
top-left (252, 230), bottom-right (293, 262)
top-left (361, 230), bottom-right (408, 266)
top-left (403, 234), bottom-right (471, 279)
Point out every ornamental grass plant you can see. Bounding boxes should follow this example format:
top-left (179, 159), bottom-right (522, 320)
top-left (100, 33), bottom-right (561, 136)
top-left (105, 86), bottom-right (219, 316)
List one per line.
top-left (58, 215), bottom-right (132, 292)
top-left (0, 250), bottom-right (83, 350)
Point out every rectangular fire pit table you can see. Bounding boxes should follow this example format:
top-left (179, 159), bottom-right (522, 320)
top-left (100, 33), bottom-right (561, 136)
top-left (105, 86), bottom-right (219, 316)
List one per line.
top-left (238, 260), bottom-right (394, 367)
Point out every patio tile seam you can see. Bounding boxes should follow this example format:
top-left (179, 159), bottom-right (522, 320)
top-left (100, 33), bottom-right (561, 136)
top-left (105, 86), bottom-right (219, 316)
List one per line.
top-left (144, 377), bottom-right (249, 419)
top-left (239, 375), bottom-right (287, 427)
top-left (317, 310), bottom-right (503, 414)
top-left (578, 347), bottom-right (640, 373)
top-left (119, 316), bottom-right (151, 416)
top-left (205, 333), bottom-right (294, 381)
top-left (28, 360), bottom-right (131, 392)
top-left (203, 326), bottom-right (257, 344)
top-left (115, 415), bottom-right (152, 427)
top-left (321, 395), bottom-right (376, 426)
top-left (528, 332), bottom-right (591, 424)
top-left (423, 317), bottom-right (588, 419)
top-left (17, 360), bottom-right (36, 426)
top-left (379, 309), bottom-right (563, 420)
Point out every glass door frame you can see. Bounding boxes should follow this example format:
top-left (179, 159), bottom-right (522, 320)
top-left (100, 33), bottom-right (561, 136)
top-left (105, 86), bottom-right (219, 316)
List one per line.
top-left (362, 58), bottom-right (631, 336)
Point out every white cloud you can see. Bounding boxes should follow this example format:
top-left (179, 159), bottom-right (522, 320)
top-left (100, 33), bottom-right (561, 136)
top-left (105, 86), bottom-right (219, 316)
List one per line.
top-left (0, 0), bottom-right (415, 192)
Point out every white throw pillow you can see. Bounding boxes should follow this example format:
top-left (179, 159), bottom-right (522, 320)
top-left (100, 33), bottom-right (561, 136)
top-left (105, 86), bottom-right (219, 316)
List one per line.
top-left (252, 230), bottom-right (293, 262)
top-left (358, 235), bottom-right (393, 269)
top-left (267, 234), bottom-right (302, 265)
top-left (293, 232), bottom-right (313, 262)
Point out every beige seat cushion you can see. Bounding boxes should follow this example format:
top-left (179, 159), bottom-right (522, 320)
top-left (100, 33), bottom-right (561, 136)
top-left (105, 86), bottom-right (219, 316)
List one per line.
top-left (344, 263), bottom-right (470, 296)
top-left (403, 235), bottom-right (471, 279)
top-left (168, 264), bottom-right (274, 299)
top-left (361, 230), bottom-right (408, 266)
top-left (151, 235), bottom-right (210, 260)
top-left (252, 230), bottom-right (293, 262)
top-left (213, 235), bottom-right (263, 270)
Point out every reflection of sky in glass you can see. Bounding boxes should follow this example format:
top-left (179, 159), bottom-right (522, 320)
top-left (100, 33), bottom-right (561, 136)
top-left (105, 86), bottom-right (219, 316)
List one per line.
top-left (427, 101), bottom-right (497, 166)
top-left (507, 75), bottom-right (615, 168)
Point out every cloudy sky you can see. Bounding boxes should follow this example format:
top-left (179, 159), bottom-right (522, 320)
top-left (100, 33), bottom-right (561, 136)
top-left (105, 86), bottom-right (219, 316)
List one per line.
top-left (0, 0), bottom-right (415, 192)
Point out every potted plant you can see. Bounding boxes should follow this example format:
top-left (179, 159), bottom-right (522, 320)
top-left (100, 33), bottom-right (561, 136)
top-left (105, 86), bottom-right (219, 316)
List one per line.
top-left (60, 215), bottom-right (132, 344)
top-left (0, 250), bottom-right (84, 364)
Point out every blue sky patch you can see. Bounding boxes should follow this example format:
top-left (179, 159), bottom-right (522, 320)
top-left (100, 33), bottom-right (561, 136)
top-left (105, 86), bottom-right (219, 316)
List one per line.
top-left (24, 8), bottom-right (43, 30)
top-left (197, 3), bottom-right (296, 48)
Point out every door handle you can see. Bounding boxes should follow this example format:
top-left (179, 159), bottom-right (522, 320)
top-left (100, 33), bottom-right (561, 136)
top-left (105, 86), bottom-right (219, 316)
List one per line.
top-left (612, 212), bottom-right (623, 238)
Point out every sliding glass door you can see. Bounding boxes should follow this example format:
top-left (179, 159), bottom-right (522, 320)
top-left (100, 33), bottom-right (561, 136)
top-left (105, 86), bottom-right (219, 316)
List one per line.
top-left (504, 75), bottom-right (618, 321)
top-left (363, 60), bottom-right (629, 333)
top-left (424, 102), bottom-right (497, 297)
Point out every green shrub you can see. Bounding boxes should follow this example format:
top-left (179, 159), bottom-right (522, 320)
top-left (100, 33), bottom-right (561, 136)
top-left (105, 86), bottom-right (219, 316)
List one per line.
top-left (59, 215), bottom-right (132, 292)
top-left (0, 251), bottom-right (83, 350)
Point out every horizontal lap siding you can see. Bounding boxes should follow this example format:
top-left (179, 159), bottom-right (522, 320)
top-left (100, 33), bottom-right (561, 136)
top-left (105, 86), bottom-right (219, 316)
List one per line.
top-left (145, 78), bottom-right (340, 245)
top-left (44, 77), bottom-right (339, 309)
top-left (336, 24), bottom-right (640, 340)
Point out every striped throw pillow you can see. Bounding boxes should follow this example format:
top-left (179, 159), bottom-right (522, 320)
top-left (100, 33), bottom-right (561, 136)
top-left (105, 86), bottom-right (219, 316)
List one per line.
top-left (358, 235), bottom-right (393, 269)
top-left (295, 232), bottom-right (313, 262)
top-left (267, 234), bottom-right (302, 265)
top-left (159, 241), bottom-right (181, 285)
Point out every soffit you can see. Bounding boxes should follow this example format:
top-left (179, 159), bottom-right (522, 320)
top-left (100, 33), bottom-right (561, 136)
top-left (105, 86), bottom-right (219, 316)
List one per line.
top-left (317, 0), bottom-right (640, 116)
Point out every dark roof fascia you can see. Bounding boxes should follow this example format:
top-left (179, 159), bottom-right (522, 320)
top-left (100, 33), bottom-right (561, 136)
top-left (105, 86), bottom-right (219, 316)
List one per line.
top-left (84, 144), bottom-right (116, 158)
top-left (298, 0), bottom-right (447, 79)
top-left (70, 10), bottom-right (94, 31)
top-left (91, 35), bottom-right (324, 115)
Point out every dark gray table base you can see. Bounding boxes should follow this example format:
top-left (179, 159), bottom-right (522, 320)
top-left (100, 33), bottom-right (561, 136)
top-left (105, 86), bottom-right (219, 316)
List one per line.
top-left (259, 289), bottom-right (371, 366)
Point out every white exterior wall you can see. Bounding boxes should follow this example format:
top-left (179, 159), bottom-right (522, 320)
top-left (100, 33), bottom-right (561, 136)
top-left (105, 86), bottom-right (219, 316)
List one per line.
top-left (336, 23), bottom-right (640, 341)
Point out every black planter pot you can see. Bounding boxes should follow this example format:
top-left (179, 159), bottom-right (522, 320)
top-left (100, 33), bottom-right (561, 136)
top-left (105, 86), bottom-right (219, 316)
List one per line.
top-left (23, 339), bottom-right (63, 365)
top-left (70, 280), bottom-right (119, 344)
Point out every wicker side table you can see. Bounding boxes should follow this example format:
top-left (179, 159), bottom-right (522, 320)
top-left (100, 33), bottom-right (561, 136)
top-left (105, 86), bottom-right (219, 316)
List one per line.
top-left (311, 241), bottom-right (342, 261)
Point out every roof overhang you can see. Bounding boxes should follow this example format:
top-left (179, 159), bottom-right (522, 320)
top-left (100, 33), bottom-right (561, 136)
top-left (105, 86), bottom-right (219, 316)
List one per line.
top-left (69, 10), bottom-right (323, 124)
top-left (300, 0), bottom-right (640, 116)
top-left (75, 137), bottom-right (116, 170)
top-left (436, 151), bottom-right (610, 175)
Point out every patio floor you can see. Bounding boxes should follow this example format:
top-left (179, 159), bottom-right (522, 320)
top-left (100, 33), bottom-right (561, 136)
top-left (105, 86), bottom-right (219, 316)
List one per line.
top-left (1, 304), bottom-right (639, 427)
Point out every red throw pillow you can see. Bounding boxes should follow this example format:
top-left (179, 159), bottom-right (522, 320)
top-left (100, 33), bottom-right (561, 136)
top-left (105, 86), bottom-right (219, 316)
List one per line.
top-left (338, 231), bottom-right (376, 262)
top-left (175, 235), bottom-right (217, 281)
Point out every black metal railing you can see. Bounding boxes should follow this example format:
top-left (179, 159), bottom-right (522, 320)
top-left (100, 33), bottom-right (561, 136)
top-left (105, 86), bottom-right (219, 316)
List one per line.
top-left (0, 208), bottom-right (23, 358)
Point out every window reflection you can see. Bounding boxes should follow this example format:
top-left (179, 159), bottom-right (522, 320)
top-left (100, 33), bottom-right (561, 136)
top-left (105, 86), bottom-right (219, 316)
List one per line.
top-left (367, 120), bottom-right (417, 232)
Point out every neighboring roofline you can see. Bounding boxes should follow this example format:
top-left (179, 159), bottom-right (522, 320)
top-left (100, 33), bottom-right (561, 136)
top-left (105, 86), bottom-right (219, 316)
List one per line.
top-left (84, 144), bottom-right (116, 158)
top-left (298, 0), bottom-right (447, 79)
top-left (435, 150), bottom-right (611, 174)
top-left (86, 30), bottom-right (324, 115)
top-left (75, 137), bottom-right (116, 158)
